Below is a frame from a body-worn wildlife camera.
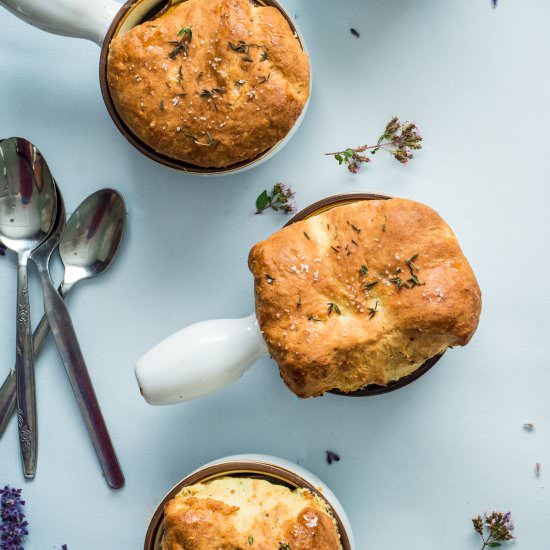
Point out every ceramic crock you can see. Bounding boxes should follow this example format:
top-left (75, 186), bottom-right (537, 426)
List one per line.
top-left (144, 454), bottom-right (355, 549)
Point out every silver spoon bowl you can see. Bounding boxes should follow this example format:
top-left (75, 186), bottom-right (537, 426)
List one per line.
top-left (0, 137), bottom-right (57, 478)
top-left (60, 188), bottom-right (126, 293)
top-left (0, 189), bottom-right (126, 437)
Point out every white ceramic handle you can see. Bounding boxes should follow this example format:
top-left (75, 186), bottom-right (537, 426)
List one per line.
top-left (0, 0), bottom-right (120, 46)
top-left (135, 314), bottom-right (268, 406)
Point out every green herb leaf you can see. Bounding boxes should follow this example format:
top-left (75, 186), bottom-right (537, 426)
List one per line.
top-left (228, 40), bottom-right (250, 53)
top-left (389, 277), bottom-right (406, 290)
top-left (256, 190), bottom-right (270, 212)
top-left (368, 300), bottom-right (379, 319)
top-left (346, 221), bottom-right (361, 233)
top-left (248, 535), bottom-right (254, 545)
top-left (205, 131), bottom-right (219, 148)
top-left (169, 27), bottom-right (192, 59)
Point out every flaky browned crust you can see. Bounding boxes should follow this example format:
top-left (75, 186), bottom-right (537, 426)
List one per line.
top-left (107, 0), bottom-right (310, 168)
top-left (161, 478), bottom-right (342, 549)
top-left (248, 198), bottom-right (482, 397)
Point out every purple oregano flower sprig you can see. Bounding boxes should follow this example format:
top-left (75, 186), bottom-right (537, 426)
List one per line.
top-left (326, 116), bottom-right (423, 174)
top-left (1, 486), bottom-right (28, 550)
top-left (255, 183), bottom-right (296, 214)
top-left (472, 511), bottom-right (515, 549)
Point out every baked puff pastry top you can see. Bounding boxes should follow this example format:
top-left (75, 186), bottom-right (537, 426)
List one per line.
top-left (162, 477), bottom-right (343, 549)
top-left (248, 198), bottom-right (482, 397)
top-left (107, 0), bottom-right (310, 168)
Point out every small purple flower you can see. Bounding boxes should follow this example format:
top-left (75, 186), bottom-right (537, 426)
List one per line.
top-left (0, 486), bottom-right (28, 550)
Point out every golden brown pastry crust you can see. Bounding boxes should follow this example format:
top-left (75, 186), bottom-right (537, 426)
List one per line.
top-left (162, 477), bottom-right (342, 549)
top-left (248, 198), bottom-right (482, 397)
top-left (107, 0), bottom-right (310, 168)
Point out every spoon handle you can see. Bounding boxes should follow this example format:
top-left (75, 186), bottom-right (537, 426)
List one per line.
top-left (37, 267), bottom-right (124, 489)
top-left (0, 284), bottom-right (69, 438)
top-left (15, 255), bottom-right (38, 479)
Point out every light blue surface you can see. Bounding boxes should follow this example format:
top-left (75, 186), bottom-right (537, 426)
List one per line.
top-left (1, 0), bottom-right (549, 548)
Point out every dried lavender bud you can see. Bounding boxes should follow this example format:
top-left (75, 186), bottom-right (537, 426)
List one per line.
top-left (523, 422), bottom-right (535, 431)
top-left (535, 462), bottom-right (542, 477)
top-left (326, 116), bottom-right (423, 174)
top-left (492, 0), bottom-right (498, 7)
top-left (350, 28), bottom-right (360, 38)
top-left (1, 486), bottom-right (28, 550)
top-left (0, 243), bottom-right (5, 256)
top-left (472, 511), bottom-right (515, 549)
top-left (255, 183), bottom-right (296, 214)
top-left (326, 450), bottom-right (340, 465)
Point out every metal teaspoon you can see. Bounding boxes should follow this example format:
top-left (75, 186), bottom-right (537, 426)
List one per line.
top-left (0, 190), bottom-right (126, 431)
top-left (31, 185), bottom-right (124, 488)
top-left (0, 137), bottom-right (57, 478)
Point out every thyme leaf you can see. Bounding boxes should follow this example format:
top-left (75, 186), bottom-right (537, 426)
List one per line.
top-left (363, 281), bottom-right (378, 291)
top-left (368, 300), bottom-right (379, 319)
top-left (168, 27), bottom-right (192, 59)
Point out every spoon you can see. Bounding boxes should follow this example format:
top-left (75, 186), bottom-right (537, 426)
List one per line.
top-left (0, 189), bottom-right (126, 437)
top-left (0, 137), bottom-right (57, 478)
top-left (32, 185), bottom-right (124, 488)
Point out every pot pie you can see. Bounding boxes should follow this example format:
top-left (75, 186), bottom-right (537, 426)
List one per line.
top-left (162, 476), bottom-right (343, 549)
top-left (248, 198), bottom-right (482, 397)
top-left (107, 0), bottom-right (310, 168)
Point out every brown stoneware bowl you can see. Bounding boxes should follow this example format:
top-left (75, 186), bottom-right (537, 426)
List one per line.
top-left (2, 0), bottom-right (310, 175)
top-left (144, 454), bottom-right (355, 549)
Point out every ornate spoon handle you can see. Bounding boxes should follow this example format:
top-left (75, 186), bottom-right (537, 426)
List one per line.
top-left (15, 254), bottom-right (37, 479)
top-left (0, 284), bottom-right (67, 438)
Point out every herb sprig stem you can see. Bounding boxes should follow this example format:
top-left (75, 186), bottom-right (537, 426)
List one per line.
top-left (255, 183), bottom-right (296, 214)
top-left (327, 116), bottom-right (422, 174)
top-left (325, 140), bottom-right (399, 157)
